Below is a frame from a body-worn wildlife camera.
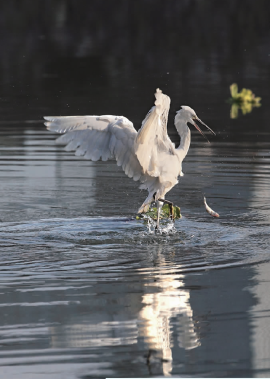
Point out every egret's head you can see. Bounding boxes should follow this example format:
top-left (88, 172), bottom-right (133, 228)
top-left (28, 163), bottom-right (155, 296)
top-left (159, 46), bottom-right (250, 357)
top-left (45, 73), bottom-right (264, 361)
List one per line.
top-left (176, 106), bottom-right (215, 141)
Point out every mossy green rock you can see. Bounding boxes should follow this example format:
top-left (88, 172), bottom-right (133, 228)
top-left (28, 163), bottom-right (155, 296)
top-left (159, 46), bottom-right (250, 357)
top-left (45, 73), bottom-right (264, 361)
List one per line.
top-left (136, 203), bottom-right (181, 221)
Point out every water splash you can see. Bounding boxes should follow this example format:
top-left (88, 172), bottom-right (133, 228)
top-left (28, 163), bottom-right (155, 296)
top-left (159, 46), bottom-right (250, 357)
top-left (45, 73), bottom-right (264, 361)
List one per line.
top-left (140, 214), bottom-right (177, 236)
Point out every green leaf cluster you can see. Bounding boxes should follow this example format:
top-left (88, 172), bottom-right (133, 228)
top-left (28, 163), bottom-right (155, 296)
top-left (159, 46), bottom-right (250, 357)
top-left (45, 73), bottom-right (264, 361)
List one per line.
top-left (229, 83), bottom-right (261, 119)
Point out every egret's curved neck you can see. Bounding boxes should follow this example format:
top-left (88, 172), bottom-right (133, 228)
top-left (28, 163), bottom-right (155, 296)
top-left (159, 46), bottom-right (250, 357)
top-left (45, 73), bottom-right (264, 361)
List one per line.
top-left (175, 120), bottom-right (191, 162)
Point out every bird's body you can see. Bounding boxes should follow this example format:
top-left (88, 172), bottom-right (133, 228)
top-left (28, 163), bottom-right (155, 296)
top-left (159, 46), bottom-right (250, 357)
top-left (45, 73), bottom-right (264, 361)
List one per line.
top-left (45, 89), bottom-right (214, 227)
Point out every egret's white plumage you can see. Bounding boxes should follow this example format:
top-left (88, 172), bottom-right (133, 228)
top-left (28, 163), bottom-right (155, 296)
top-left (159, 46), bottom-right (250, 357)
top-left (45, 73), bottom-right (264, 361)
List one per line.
top-left (44, 89), bottom-right (214, 227)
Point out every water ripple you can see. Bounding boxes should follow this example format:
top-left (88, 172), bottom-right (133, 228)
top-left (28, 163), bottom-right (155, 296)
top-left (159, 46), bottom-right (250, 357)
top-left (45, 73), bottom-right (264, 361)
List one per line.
top-left (0, 213), bottom-right (269, 285)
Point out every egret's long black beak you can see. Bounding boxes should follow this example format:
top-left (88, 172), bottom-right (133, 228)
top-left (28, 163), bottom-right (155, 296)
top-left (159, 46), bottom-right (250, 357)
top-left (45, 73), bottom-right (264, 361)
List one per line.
top-left (196, 117), bottom-right (215, 135)
top-left (192, 117), bottom-right (215, 142)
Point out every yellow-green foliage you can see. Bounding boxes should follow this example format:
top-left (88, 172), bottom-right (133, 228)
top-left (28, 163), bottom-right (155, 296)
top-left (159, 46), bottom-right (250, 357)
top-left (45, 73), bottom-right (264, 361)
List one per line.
top-left (136, 204), bottom-right (181, 221)
top-left (229, 83), bottom-right (261, 119)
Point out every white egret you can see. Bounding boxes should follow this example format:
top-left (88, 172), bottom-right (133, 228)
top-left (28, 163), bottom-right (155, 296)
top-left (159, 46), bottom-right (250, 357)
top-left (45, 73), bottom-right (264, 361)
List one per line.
top-left (44, 88), bottom-right (215, 228)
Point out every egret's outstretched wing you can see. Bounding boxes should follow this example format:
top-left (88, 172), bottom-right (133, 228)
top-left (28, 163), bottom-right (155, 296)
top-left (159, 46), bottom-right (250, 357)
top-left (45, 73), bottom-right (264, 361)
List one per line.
top-left (44, 115), bottom-right (112, 134)
top-left (45, 115), bottom-right (143, 180)
top-left (134, 88), bottom-right (175, 177)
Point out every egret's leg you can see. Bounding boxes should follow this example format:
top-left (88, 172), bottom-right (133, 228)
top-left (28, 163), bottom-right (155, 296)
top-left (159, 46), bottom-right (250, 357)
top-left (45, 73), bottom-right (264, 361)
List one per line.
top-left (155, 200), bottom-right (163, 229)
top-left (158, 198), bottom-right (174, 220)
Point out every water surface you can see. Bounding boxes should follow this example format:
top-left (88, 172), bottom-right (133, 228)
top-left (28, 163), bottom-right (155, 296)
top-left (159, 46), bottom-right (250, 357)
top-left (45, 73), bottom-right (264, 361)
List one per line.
top-left (1, 1), bottom-right (270, 377)
top-left (1, 123), bottom-right (270, 378)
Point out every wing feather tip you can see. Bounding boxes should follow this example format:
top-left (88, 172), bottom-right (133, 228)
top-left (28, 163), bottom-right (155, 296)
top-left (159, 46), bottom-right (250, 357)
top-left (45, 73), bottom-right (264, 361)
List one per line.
top-left (44, 116), bottom-right (54, 122)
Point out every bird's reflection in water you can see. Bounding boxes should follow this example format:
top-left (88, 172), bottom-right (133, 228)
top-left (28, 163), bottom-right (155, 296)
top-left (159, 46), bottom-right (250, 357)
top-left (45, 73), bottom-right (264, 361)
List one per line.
top-left (137, 246), bottom-right (200, 376)
top-left (47, 245), bottom-right (200, 377)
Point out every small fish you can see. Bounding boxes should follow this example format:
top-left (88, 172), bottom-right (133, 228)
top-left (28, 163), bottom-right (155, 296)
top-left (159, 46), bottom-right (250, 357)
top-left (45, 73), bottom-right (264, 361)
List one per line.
top-left (204, 197), bottom-right (219, 218)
